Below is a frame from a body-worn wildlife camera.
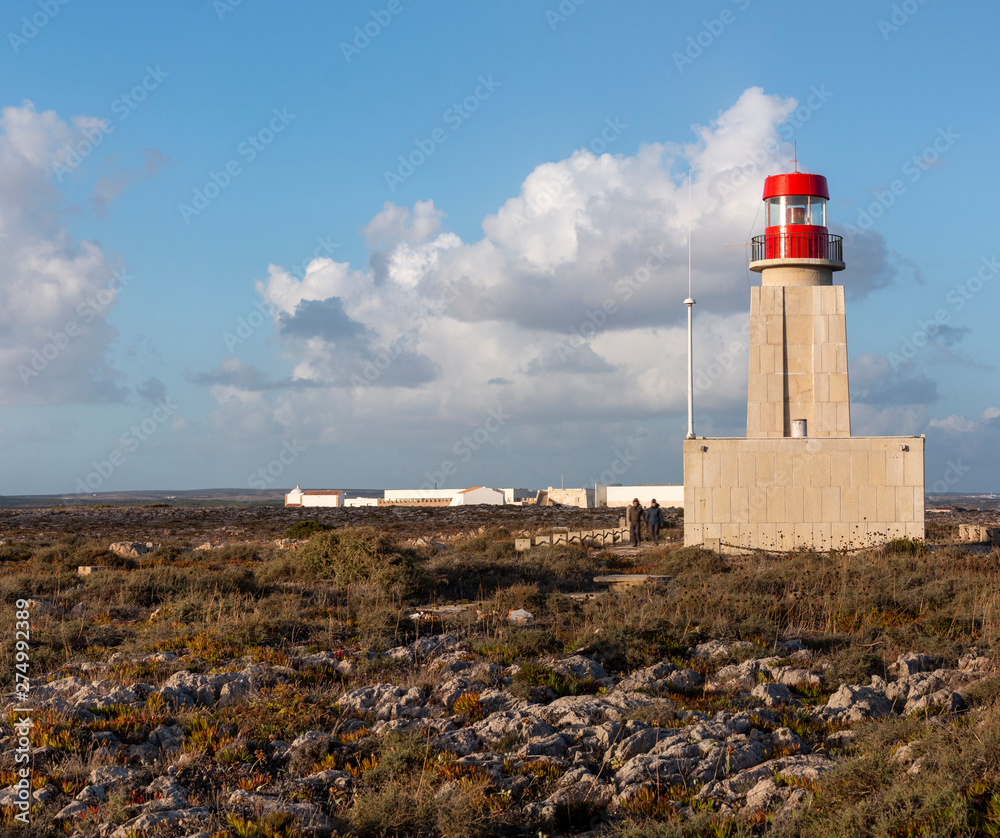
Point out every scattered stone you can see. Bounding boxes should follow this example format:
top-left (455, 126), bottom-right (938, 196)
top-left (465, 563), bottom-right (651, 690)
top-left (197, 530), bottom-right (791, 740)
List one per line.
top-left (33, 785), bottom-right (57, 804)
top-left (959, 648), bottom-right (992, 671)
top-left (109, 541), bottom-right (154, 558)
top-left (24, 598), bottom-right (59, 616)
top-left (904, 689), bottom-right (968, 716)
top-left (890, 652), bottom-right (941, 678)
top-left (752, 682), bottom-right (793, 707)
top-left (287, 731), bottom-right (333, 775)
top-left (87, 765), bottom-right (145, 793)
top-left (688, 640), bottom-right (731, 658)
top-left (825, 685), bottom-right (892, 722)
top-left (110, 807), bottom-right (212, 838)
top-left (228, 789), bottom-right (336, 834)
top-left (548, 654), bottom-right (610, 683)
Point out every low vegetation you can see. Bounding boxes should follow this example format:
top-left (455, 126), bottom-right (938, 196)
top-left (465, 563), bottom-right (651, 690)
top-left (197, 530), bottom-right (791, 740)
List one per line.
top-left (0, 507), bottom-right (997, 836)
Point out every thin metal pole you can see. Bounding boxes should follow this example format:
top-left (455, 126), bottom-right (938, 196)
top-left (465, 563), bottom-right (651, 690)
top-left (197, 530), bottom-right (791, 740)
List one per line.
top-left (685, 170), bottom-right (696, 440)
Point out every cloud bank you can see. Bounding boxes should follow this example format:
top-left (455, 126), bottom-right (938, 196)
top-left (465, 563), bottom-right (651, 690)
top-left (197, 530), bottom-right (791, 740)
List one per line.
top-left (0, 101), bottom-right (126, 403)
top-left (192, 88), bottom-right (936, 485)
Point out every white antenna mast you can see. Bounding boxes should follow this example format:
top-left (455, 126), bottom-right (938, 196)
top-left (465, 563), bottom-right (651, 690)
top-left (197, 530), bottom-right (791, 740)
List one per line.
top-left (685, 169), bottom-right (696, 440)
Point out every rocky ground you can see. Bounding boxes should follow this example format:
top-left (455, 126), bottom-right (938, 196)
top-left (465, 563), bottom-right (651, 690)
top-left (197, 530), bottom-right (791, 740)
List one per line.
top-left (11, 634), bottom-right (996, 838)
top-left (0, 504), bottom-right (633, 545)
top-left (1, 505), bottom-right (999, 837)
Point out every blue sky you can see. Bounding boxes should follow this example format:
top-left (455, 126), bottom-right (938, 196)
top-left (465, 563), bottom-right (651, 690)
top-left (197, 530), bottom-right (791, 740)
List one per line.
top-left (1, 0), bottom-right (998, 495)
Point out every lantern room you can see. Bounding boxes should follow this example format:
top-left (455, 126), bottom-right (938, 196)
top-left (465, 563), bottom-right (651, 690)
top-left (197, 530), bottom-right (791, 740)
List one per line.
top-left (764, 172), bottom-right (828, 228)
top-left (749, 169), bottom-right (845, 281)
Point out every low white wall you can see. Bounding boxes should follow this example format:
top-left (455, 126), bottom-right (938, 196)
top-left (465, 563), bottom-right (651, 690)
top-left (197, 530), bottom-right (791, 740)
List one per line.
top-left (451, 487), bottom-right (505, 506)
top-left (384, 489), bottom-right (456, 502)
top-left (502, 488), bottom-right (534, 503)
top-left (344, 497), bottom-right (379, 507)
top-left (606, 485), bottom-right (684, 508)
top-left (547, 488), bottom-right (594, 508)
top-left (300, 494), bottom-right (342, 508)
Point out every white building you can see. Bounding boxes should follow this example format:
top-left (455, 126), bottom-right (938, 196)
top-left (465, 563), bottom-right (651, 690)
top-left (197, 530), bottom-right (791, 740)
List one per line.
top-left (284, 486), bottom-right (343, 507)
top-left (450, 486), bottom-right (505, 506)
top-left (343, 497), bottom-right (379, 507)
top-left (382, 489), bottom-right (456, 505)
top-left (604, 485), bottom-right (684, 508)
top-left (501, 488), bottom-right (534, 504)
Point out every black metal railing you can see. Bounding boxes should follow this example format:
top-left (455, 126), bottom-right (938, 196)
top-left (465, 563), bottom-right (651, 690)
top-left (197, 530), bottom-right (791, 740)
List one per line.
top-left (751, 232), bottom-right (843, 262)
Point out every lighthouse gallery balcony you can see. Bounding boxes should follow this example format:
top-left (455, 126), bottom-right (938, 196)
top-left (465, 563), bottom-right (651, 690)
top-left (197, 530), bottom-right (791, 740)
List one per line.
top-left (751, 231), bottom-right (843, 262)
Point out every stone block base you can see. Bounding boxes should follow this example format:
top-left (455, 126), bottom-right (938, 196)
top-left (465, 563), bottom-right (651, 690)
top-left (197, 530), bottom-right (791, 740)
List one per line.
top-left (683, 436), bottom-right (925, 553)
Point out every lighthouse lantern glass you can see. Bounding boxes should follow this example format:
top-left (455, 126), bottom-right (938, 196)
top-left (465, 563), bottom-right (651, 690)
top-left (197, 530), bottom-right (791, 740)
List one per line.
top-left (786, 196), bottom-right (809, 225)
top-left (767, 195), bottom-right (826, 227)
top-left (767, 197), bottom-right (782, 227)
top-left (808, 197), bottom-right (826, 226)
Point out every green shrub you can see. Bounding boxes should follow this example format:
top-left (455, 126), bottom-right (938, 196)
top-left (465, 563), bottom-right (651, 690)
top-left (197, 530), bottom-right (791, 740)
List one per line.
top-left (0, 543), bottom-right (31, 563)
top-left (512, 663), bottom-right (602, 700)
top-left (145, 544), bottom-right (188, 562)
top-left (882, 537), bottom-right (926, 557)
top-left (420, 542), bottom-right (600, 600)
top-left (30, 537), bottom-right (117, 570)
top-left (296, 527), bottom-right (414, 592)
top-left (656, 546), bottom-right (728, 578)
top-left (213, 543), bottom-right (265, 563)
top-left (284, 519), bottom-right (332, 539)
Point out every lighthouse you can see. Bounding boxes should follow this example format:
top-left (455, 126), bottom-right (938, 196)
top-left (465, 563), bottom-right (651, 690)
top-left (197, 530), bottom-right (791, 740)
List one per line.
top-left (747, 171), bottom-right (849, 440)
top-left (683, 165), bottom-right (925, 553)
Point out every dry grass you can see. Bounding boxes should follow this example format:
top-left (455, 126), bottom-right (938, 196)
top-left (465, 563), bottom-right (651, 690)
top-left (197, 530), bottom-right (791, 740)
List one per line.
top-left (3, 517), bottom-right (1000, 837)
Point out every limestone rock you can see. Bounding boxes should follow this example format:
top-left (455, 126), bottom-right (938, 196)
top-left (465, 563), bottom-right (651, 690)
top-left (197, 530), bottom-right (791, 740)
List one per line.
top-left (606, 725), bottom-right (662, 767)
top-left (752, 682), bottom-right (793, 707)
top-left (109, 541), bottom-right (155, 559)
top-left (959, 648), bottom-right (992, 671)
top-left (24, 598), bottom-right (59, 616)
top-left (87, 765), bottom-right (145, 793)
top-left (436, 728), bottom-right (481, 756)
top-left (518, 732), bottom-right (568, 758)
top-left (890, 652), bottom-right (941, 679)
top-left (706, 658), bottom-right (774, 693)
top-left (825, 685), bottom-right (893, 722)
top-left (228, 789), bottom-right (335, 834)
top-left (532, 766), bottom-right (614, 820)
top-left (296, 769), bottom-right (353, 793)
top-left (696, 754), bottom-right (834, 809)
top-left (110, 807), bottom-right (212, 838)
top-left (664, 669), bottom-right (705, 691)
top-left (904, 689), bottom-right (967, 716)
top-left (287, 731), bottom-right (333, 775)
top-left (548, 654), bottom-right (610, 683)
top-left (472, 711), bottom-right (554, 747)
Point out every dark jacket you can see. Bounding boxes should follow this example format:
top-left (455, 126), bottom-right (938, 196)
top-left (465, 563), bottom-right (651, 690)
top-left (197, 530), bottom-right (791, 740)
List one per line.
top-left (626, 503), bottom-right (644, 524)
top-left (645, 505), bottom-right (663, 527)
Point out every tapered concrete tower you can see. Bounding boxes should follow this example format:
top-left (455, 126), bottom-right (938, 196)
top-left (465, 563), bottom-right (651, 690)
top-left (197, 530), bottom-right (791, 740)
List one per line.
top-left (683, 167), bottom-right (925, 553)
top-left (748, 172), bottom-right (849, 439)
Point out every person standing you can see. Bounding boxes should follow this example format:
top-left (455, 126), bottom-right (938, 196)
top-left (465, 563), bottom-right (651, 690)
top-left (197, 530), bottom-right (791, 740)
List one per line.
top-left (626, 498), bottom-right (644, 547)
top-left (645, 499), bottom-right (664, 546)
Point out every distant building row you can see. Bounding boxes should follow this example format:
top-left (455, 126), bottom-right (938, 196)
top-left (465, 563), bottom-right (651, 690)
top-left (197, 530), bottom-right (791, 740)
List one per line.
top-left (284, 484), bottom-right (682, 509)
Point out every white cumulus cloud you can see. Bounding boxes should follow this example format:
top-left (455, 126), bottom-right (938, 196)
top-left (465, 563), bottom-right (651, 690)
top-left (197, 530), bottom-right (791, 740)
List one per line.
top-left (0, 101), bottom-right (127, 404)
top-left (197, 87), bottom-right (917, 483)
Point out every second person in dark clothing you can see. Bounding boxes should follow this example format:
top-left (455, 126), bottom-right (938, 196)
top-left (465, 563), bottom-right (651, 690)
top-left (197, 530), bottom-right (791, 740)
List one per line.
top-left (645, 499), bottom-right (663, 545)
top-left (626, 498), bottom-right (644, 547)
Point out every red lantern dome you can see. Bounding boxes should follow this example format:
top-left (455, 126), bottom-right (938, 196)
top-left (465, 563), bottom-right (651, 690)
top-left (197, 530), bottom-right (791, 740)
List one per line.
top-left (751, 170), bottom-right (844, 267)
